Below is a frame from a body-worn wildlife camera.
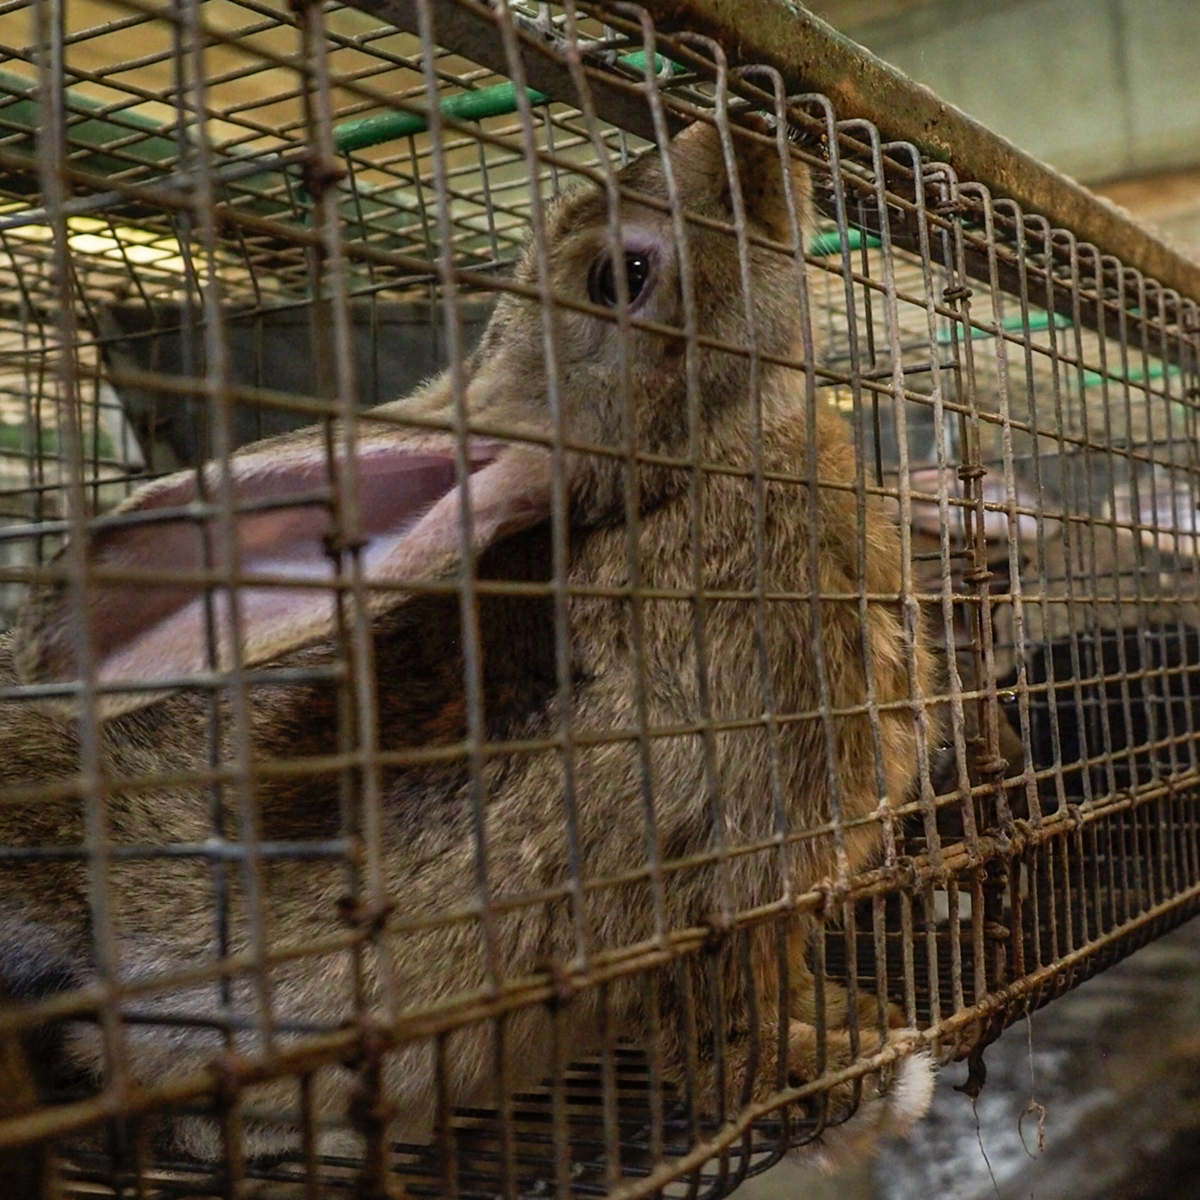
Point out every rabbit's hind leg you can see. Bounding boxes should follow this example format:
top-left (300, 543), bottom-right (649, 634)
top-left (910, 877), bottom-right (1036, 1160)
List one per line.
top-left (784, 918), bottom-right (907, 1033)
top-left (779, 1017), bottom-right (934, 1172)
top-left (777, 925), bottom-right (934, 1169)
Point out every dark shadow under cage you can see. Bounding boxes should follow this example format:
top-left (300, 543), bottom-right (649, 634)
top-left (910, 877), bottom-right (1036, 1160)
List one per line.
top-left (0, 0), bottom-right (1199, 1197)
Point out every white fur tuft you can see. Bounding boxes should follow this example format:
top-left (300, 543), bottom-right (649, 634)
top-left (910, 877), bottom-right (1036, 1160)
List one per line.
top-left (887, 1049), bottom-right (937, 1133)
top-left (792, 1047), bottom-right (936, 1175)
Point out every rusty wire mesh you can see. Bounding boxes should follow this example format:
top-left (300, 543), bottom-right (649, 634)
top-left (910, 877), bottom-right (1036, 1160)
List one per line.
top-left (0, 0), bottom-right (1199, 1196)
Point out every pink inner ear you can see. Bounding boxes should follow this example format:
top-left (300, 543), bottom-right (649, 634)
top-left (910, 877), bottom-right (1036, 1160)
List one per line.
top-left (32, 438), bottom-right (551, 704)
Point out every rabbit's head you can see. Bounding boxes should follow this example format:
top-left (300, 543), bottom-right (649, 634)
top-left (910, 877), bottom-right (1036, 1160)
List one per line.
top-left (466, 116), bottom-right (813, 517)
top-left (14, 118), bottom-right (812, 718)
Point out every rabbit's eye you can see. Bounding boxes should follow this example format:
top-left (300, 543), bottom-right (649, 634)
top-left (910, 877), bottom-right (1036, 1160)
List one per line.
top-left (588, 251), bottom-right (652, 308)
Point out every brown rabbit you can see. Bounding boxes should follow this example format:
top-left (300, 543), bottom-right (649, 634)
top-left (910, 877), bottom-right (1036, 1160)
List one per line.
top-left (0, 118), bottom-right (935, 1172)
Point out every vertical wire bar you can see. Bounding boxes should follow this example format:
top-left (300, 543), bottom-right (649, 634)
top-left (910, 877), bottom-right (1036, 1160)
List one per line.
top-left (299, 0), bottom-right (391, 1006)
top-left (884, 140), bottom-right (965, 865)
top-left (730, 930), bottom-right (759, 1183)
top-left (918, 882), bottom-right (939, 1030)
top-left (617, 21), bottom-right (673, 1172)
top-left (1142, 281), bottom-right (1179, 905)
top-left (705, 937), bottom-right (732, 1179)
top-left (164, 13), bottom-right (239, 1052)
top-left (1130, 268), bottom-right (1158, 911)
top-left (1180, 299), bottom-right (1200, 891)
top-left (677, 955), bottom-right (702, 1196)
top-left (569, 0), bottom-right (668, 943)
top-left (962, 186), bottom-right (1041, 825)
top-left (410, 9), bottom-right (515, 1196)
top-left (736, 61), bottom-right (814, 1099)
top-left (931, 165), bottom-right (1006, 840)
top-left (1131, 270), bottom-right (1165, 803)
top-left (970, 862), bottom-right (988, 1003)
top-left (343, 157), bottom-right (382, 408)
top-left (819, 119), bottom-right (908, 1035)
top-left (598, 983), bottom-right (624, 1191)
top-left (549, 1006), bottom-right (571, 1200)
top-left (809, 916), bottom-right (830, 1137)
top-left (435, 1033), bottom-right (459, 1200)
top-left (668, 37), bottom-right (740, 936)
top-left (1045, 834), bottom-right (1061, 965)
top-left (491, 0), bottom-right (590, 978)
top-left (696, 51), bottom-right (779, 1130)
top-left (946, 871), bottom-right (964, 1016)
top-left (297, 1), bottom-right (397, 1188)
top-left (1064, 232), bottom-right (1119, 822)
top-left (764, 74), bottom-right (825, 1121)
top-left (841, 896), bottom-right (866, 1116)
top-left (625, 12), bottom-right (707, 1154)
top-left (824, 114), bottom-right (904, 875)
top-left (182, 0), bottom-right (277, 1021)
top-left (897, 887), bottom-right (916, 1031)
top-left (485, 9), bottom-right (598, 1194)
top-left (1091, 251), bottom-right (1141, 809)
top-left (300, 1072), bottom-right (320, 1200)
top-left (411, 0), bottom-right (501, 1010)
top-left (1113, 265), bottom-right (1152, 816)
top-left (175, 0), bottom-right (274, 1177)
top-left (1032, 216), bottom-right (1092, 814)
top-left (1057, 235), bottom-right (1093, 958)
top-left (870, 892), bottom-right (890, 1044)
top-left (1147, 279), bottom-right (1180, 804)
top-left (1027, 837), bottom-right (1044, 971)
top-left (1113, 264), bottom-right (1145, 922)
top-left (1008, 840), bottom-right (1027, 979)
top-left (942, 174), bottom-right (1013, 844)
top-left (1148, 279), bottom-right (1186, 903)
top-left (626, 31), bottom-right (730, 1132)
top-left (997, 202), bottom-right (1065, 819)
top-left (33, 0), bottom-right (129, 1110)
top-left (475, 136), bottom-right (501, 263)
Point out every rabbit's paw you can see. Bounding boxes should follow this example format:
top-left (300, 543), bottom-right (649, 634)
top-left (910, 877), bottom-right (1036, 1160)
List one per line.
top-left (783, 1018), bottom-right (934, 1173)
top-left (788, 968), bottom-right (907, 1032)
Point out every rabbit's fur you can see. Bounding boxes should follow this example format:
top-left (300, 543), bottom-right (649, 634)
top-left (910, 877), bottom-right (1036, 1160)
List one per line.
top-left (0, 119), bottom-right (934, 1168)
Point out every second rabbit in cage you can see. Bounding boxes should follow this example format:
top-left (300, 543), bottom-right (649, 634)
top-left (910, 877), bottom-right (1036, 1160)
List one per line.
top-left (0, 117), bottom-right (935, 1165)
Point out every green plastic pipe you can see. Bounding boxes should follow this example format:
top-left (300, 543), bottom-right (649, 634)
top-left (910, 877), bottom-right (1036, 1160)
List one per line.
top-left (0, 65), bottom-right (920, 276)
top-left (807, 228), bottom-right (881, 256)
top-left (0, 66), bottom-right (177, 173)
top-left (333, 51), bottom-right (675, 153)
top-left (935, 310), bottom-right (1071, 345)
top-left (934, 310), bottom-right (1180, 390)
top-left (334, 79), bottom-right (550, 152)
top-left (3, 61), bottom-right (880, 259)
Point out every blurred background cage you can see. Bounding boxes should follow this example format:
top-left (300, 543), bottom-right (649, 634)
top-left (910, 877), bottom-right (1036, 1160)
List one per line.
top-left (1, 0), bottom-right (1200, 1196)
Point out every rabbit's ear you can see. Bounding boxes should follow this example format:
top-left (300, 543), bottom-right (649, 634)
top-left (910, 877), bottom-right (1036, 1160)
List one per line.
top-left (671, 115), bottom-right (811, 243)
top-left (15, 434), bottom-right (551, 717)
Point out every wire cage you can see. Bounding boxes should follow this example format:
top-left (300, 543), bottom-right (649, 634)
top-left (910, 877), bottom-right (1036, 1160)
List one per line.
top-left (1, 0), bottom-right (1199, 1196)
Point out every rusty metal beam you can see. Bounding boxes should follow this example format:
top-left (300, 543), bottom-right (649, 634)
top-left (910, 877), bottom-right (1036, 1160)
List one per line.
top-left (627, 0), bottom-right (1200, 302)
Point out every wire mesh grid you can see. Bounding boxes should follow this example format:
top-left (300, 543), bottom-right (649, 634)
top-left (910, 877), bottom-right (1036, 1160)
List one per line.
top-left (0, 0), bottom-right (1199, 1196)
